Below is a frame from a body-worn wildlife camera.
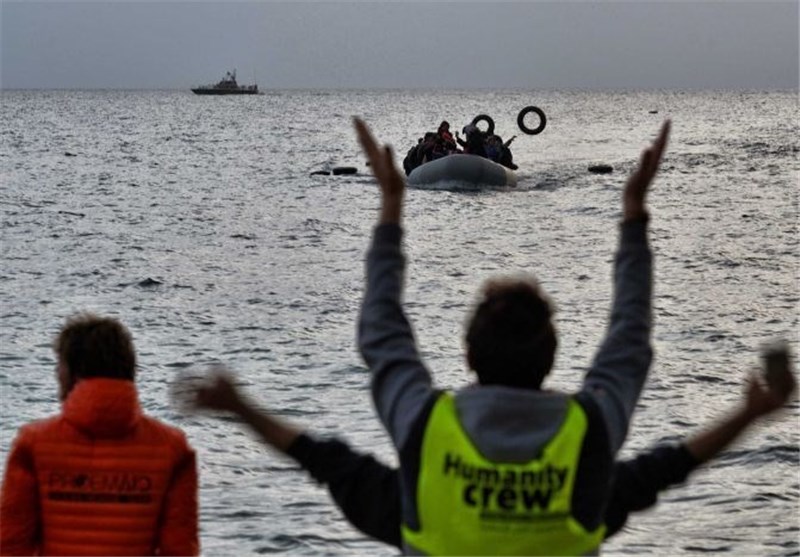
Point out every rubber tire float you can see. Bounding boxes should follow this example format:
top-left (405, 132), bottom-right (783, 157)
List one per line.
top-left (471, 114), bottom-right (495, 136)
top-left (517, 106), bottom-right (547, 135)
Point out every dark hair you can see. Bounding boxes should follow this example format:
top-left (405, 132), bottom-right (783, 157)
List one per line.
top-left (465, 276), bottom-right (556, 389)
top-left (54, 313), bottom-right (136, 381)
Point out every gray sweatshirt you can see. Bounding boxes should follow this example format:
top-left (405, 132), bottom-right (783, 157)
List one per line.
top-left (359, 218), bottom-right (653, 539)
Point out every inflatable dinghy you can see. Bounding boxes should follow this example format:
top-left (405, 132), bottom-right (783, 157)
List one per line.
top-left (407, 154), bottom-right (517, 188)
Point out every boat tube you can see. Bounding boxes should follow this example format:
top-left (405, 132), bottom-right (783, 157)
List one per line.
top-left (407, 154), bottom-right (517, 188)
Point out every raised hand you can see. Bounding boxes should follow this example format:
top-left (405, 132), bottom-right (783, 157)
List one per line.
top-left (685, 359), bottom-right (796, 464)
top-left (744, 347), bottom-right (796, 418)
top-left (177, 366), bottom-right (303, 452)
top-left (624, 120), bottom-right (671, 220)
top-left (193, 367), bottom-right (245, 414)
top-left (353, 117), bottom-right (405, 224)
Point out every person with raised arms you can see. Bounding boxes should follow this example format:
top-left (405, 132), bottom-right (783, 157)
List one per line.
top-left (351, 116), bottom-right (668, 555)
top-left (181, 351), bottom-right (795, 550)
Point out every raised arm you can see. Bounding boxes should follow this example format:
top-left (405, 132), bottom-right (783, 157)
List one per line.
top-left (621, 122), bottom-right (670, 222)
top-left (584, 121), bottom-right (670, 453)
top-left (189, 370), bottom-right (402, 548)
top-left (354, 118), bottom-right (405, 226)
top-left (685, 355), bottom-right (796, 462)
top-left (194, 372), bottom-right (302, 451)
top-left (604, 354), bottom-right (796, 537)
top-left (354, 118), bottom-right (436, 450)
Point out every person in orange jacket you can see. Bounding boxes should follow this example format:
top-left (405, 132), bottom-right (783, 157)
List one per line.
top-left (0, 313), bottom-right (199, 556)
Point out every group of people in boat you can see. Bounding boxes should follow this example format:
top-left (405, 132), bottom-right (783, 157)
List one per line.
top-left (402, 120), bottom-right (518, 176)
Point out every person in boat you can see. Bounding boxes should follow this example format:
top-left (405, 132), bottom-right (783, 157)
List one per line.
top-left (402, 132), bottom-right (438, 176)
top-left (456, 123), bottom-right (488, 158)
top-left (415, 132), bottom-right (449, 165)
top-left (496, 134), bottom-right (519, 170)
top-left (485, 135), bottom-right (502, 163)
top-left (403, 137), bottom-right (424, 176)
top-left (352, 116), bottom-right (669, 555)
top-left (424, 136), bottom-right (449, 163)
top-left (485, 134), bottom-right (518, 170)
top-left (182, 355), bottom-right (795, 550)
top-left (436, 121), bottom-right (458, 153)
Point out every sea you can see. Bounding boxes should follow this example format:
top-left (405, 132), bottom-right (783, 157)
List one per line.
top-left (1, 89), bottom-right (798, 556)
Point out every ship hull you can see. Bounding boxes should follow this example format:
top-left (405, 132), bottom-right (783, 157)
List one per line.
top-left (191, 88), bottom-right (259, 95)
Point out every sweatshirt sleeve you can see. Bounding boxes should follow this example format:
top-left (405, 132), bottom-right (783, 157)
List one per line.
top-left (0, 430), bottom-right (40, 556)
top-left (582, 218), bottom-right (653, 453)
top-left (156, 439), bottom-right (199, 556)
top-left (604, 444), bottom-right (700, 538)
top-left (286, 434), bottom-right (402, 548)
top-left (359, 223), bottom-right (435, 450)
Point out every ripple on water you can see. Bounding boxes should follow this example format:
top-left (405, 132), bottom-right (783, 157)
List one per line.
top-left (255, 534), bottom-right (352, 554)
top-left (1, 89), bottom-right (797, 556)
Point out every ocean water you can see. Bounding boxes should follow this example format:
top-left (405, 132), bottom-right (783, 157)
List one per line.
top-left (1, 89), bottom-right (798, 555)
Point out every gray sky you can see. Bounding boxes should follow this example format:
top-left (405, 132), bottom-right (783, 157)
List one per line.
top-left (1, 1), bottom-right (798, 90)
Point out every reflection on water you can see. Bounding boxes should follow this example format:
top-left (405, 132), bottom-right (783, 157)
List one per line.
top-left (1, 89), bottom-right (798, 555)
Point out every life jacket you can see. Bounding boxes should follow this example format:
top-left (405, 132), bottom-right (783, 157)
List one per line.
top-left (401, 392), bottom-right (605, 556)
top-left (438, 130), bottom-right (456, 150)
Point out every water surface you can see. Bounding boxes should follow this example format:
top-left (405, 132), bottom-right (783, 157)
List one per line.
top-left (1, 89), bottom-right (798, 555)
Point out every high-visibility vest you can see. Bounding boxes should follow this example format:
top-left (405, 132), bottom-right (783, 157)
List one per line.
top-left (401, 392), bottom-right (605, 556)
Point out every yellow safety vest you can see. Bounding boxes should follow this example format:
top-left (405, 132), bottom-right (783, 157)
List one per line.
top-left (401, 392), bottom-right (605, 556)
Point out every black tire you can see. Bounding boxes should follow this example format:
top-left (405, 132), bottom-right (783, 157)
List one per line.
top-left (517, 106), bottom-right (547, 135)
top-left (588, 165), bottom-right (613, 174)
top-left (471, 114), bottom-right (495, 136)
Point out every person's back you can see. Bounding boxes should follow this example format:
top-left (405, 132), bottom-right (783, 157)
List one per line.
top-left (0, 314), bottom-right (198, 556)
top-left (491, 134), bottom-right (518, 170)
top-left (499, 144), bottom-right (518, 170)
top-left (418, 132), bottom-right (438, 164)
top-left (485, 135), bottom-right (502, 162)
top-left (403, 139), bottom-right (423, 176)
top-left (354, 117), bottom-right (669, 555)
top-left (382, 277), bottom-right (633, 555)
top-left (463, 125), bottom-right (488, 158)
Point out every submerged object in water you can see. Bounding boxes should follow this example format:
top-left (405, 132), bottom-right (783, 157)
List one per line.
top-left (310, 166), bottom-right (359, 176)
top-left (588, 164), bottom-right (614, 174)
top-left (407, 154), bottom-right (517, 188)
top-left (137, 277), bottom-right (163, 287)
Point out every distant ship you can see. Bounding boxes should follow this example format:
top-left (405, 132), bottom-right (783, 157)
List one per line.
top-left (191, 70), bottom-right (259, 95)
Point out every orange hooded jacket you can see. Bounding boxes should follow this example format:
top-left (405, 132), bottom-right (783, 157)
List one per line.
top-left (0, 378), bottom-right (199, 556)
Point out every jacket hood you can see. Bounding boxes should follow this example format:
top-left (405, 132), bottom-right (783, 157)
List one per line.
top-left (62, 378), bottom-right (142, 438)
top-left (455, 385), bottom-right (569, 462)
